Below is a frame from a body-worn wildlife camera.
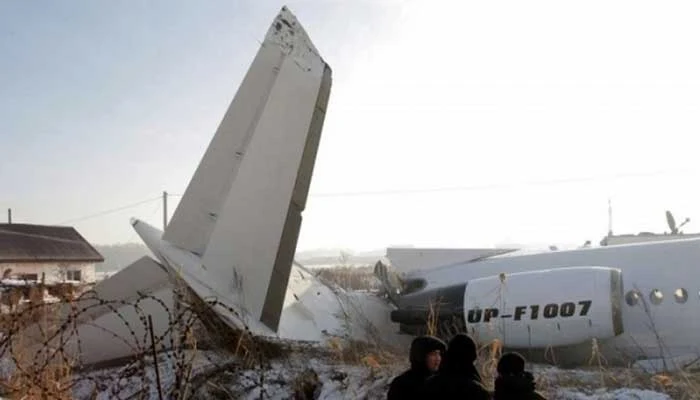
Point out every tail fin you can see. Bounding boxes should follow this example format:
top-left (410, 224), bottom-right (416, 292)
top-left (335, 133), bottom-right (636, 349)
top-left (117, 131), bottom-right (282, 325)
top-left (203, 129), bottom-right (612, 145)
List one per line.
top-left (163, 14), bottom-right (291, 256)
top-left (161, 7), bottom-right (331, 332)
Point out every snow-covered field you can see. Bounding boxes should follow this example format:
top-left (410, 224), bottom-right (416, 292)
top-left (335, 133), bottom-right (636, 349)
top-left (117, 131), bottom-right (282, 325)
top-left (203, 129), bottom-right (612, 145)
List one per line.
top-left (49, 343), bottom-right (684, 400)
top-left (0, 266), bottom-right (691, 399)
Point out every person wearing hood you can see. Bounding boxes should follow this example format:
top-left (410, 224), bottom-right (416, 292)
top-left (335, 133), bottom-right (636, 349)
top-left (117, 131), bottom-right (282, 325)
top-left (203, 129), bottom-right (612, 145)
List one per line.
top-left (422, 333), bottom-right (490, 399)
top-left (493, 352), bottom-right (547, 400)
top-left (387, 335), bottom-right (446, 400)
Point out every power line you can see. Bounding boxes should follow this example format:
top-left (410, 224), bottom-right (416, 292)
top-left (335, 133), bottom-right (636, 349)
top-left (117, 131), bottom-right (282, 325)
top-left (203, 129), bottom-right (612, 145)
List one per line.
top-left (152, 168), bottom-right (689, 201)
top-left (50, 168), bottom-right (692, 226)
top-left (308, 169), bottom-right (690, 198)
top-left (56, 196), bottom-right (161, 226)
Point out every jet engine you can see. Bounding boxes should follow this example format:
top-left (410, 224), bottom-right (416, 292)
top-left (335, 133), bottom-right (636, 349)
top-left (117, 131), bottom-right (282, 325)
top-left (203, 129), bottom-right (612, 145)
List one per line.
top-left (391, 266), bottom-right (624, 348)
top-left (463, 266), bottom-right (624, 348)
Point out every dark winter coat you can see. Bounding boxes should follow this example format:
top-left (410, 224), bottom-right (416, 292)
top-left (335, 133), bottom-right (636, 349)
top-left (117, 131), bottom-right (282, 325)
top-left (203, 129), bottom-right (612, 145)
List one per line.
top-left (387, 335), bottom-right (446, 400)
top-left (493, 371), bottom-right (547, 400)
top-left (421, 333), bottom-right (490, 400)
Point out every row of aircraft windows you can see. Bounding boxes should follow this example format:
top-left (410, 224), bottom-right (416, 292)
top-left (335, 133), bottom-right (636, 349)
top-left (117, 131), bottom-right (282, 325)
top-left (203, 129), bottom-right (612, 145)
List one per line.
top-left (625, 288), bottom-right (689, 306)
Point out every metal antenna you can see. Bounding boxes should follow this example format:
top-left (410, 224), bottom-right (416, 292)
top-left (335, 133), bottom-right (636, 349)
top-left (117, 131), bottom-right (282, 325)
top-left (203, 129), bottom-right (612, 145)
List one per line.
top-left (608, 198), bottom-right (613, 236)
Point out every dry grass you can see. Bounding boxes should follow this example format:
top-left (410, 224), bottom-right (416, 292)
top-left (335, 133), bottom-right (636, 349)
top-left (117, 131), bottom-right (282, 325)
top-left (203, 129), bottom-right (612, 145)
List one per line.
top-left (535, 363), bottom-right (700, 399)
top-left (456, 334), bottom-right (700, 399)
top-left (318, 269), bottom-right (700, 398)
top-left (0, 280), bottom-right (303, 399)
top-left (4, 264), bottom-right (700, 399)
top-left (291, 368), bottom-right (320, 399)
top-left (315, 266), bottom-right (378, 291)
top-left (0, 267), bottom-right (394, 398)
top-left (311, 265), bottom-right (700, 399)
top-left (0, 294), bottom-right (75, 399)
top-left (327, 337), bottom-right (400, 371)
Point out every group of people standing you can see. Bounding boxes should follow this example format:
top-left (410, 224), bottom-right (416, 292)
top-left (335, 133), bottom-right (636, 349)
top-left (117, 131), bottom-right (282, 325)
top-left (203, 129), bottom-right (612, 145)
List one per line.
top-left (387, 334), bottom-right (546, 399)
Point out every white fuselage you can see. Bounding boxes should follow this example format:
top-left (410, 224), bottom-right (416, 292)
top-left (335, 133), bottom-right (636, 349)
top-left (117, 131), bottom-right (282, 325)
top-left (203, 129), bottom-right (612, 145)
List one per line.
top-left (416, 237), bottom-right (700, 366)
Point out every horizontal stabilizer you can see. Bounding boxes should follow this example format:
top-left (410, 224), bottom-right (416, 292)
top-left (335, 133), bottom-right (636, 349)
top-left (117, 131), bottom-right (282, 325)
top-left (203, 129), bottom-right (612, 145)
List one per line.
top-left (21, 256), bottom-right (176, 367)
top-left (69, 256), bottom-right (172, 323)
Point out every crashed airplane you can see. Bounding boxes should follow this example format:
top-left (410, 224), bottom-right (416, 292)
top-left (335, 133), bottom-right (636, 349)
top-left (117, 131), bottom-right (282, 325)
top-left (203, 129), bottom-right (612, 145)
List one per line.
top-left (20, 6), bottom-right (403, 367)
top-left (377, 241), bottom-right (700, 370)
top-left (22, 6), bottom-right (700, 373)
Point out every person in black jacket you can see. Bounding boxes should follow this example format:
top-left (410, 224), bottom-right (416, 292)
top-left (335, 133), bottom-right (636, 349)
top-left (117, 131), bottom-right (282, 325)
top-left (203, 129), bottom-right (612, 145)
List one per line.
top-left (493, 352), bottom-right (547, 400)
top-left (387, 335), bottom-right (446, 400)
top-left (422, 333), bottom-right (490, 399)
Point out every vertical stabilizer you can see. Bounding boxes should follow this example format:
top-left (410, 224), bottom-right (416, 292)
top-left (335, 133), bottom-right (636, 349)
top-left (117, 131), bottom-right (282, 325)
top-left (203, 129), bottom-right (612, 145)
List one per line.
top-left (163, 9), bottom-right (293, 255)
top-left (161, 7), bottom-right (332, 333)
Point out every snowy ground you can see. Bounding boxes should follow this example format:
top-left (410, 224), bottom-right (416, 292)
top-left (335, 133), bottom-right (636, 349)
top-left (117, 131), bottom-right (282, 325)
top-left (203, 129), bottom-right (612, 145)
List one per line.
top-left (0, 265), bottom-right (688, 399)
top-left (48, 342), bottom-right (684, 400)
top-left (557, 390), bottom-right (670, 400)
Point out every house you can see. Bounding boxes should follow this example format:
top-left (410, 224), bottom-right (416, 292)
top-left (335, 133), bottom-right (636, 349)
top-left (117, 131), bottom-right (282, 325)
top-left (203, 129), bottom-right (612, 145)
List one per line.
top-left (0, 223), bottom-right (103, 284)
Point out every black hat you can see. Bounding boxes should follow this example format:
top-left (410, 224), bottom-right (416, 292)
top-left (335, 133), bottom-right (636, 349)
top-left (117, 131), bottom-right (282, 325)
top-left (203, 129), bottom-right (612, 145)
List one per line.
top-left (446, 333), bottom-right (478, 363)
top-left (409, 335), bottom-right (447, 368)
top-left (497, 352), bottom-right (526, 375)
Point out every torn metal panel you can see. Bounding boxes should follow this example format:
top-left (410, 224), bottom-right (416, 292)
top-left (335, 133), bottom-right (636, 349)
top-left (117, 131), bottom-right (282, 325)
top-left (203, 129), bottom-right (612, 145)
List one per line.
top-left (74, 286), bottom-right (175, 366)
top-left (20, 256), bottom-right (176, 367)
top-left (277, 264), bottom-right (409, 352)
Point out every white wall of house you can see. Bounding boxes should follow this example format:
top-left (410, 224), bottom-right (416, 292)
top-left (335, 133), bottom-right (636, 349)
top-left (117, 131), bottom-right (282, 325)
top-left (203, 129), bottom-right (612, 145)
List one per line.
top-left (0, 262), bottom-right (97, 284)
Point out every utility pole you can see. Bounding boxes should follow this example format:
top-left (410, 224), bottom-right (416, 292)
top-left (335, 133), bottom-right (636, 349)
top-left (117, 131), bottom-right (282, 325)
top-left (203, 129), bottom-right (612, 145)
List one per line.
top-left (607, 198), bottom-right (613, 237)
top-left (162, 191), bottom-right (168, 231)
top-left (7, 208), bottom-right (11, 224)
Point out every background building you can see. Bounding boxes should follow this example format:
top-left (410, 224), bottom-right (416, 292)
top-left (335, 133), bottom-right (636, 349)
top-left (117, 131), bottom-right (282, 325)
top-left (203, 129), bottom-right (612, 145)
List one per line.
top-left (0, 223), bottom-right (103, 284)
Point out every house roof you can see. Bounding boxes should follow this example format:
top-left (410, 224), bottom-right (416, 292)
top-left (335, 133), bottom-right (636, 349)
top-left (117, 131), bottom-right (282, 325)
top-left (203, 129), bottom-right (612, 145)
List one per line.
top-left (0, 224), bottom-right (104, 263)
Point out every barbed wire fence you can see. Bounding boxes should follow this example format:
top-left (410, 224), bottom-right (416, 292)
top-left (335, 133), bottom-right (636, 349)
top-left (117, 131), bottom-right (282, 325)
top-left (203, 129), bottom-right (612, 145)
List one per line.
top-left (0, 191), bottom-right (417, 400)
top-left (0, 266), bottom-right (406, 400)
top-left (0, 278), bottom-right (331, 400)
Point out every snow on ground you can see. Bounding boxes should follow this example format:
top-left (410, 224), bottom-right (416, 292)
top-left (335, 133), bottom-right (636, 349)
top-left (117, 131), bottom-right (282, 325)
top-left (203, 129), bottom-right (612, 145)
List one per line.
top-left (54, 342), bottom-right (680, 400)
top-left (557, 389), bottom-right (671, 399)
top-left (0, 351), bottom-right (678, 399)
top-left (0, 266), bottom-right (682, 399)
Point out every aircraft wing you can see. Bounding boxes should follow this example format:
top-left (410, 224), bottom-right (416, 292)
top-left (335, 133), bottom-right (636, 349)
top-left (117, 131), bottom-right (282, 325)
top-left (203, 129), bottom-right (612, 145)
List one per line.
top-left (386, 247), bottom-right (518, 276)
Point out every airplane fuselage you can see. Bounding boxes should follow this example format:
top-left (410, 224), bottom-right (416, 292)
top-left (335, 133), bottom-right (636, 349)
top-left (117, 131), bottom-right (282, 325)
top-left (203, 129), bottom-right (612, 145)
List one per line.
top-left (391, 237), bottom-right (700, 367)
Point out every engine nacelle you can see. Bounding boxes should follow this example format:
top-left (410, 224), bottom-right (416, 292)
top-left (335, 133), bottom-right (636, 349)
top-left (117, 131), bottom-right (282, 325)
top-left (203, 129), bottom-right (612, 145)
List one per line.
top-left (464, 266), bottom-right (624, 348)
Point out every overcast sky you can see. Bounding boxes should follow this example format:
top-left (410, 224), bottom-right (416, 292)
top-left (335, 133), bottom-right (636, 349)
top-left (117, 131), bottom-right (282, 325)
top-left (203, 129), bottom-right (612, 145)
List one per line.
top-left (2, 0), bottom-right (700, 251)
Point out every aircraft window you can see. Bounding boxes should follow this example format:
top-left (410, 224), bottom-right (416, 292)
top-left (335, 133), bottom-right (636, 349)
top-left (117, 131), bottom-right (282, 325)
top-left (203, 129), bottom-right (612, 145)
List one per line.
top-left (674, 288), bottom-right (688, 303)
top-left (650, 289), bottom-right (663, 305)
top-left (625, 290), bottom-right (640, 306)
